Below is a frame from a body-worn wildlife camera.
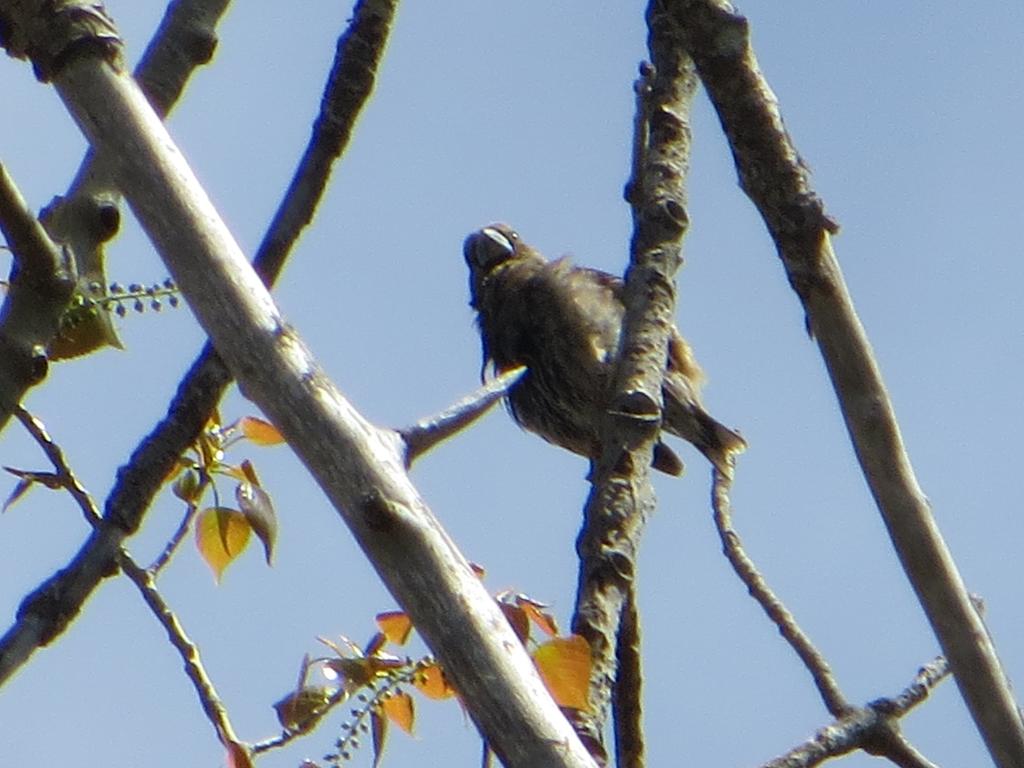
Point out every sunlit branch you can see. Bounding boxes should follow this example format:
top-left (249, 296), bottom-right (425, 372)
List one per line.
top-left (399, 366), bottom-right (526, 467)
top-left (668, 2), bottom-right (1024, 764)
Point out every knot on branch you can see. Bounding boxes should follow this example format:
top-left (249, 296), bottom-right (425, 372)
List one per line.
top-left (0, 0), bottom-right (123, 82)
top-left (649, 195), bottom-right (689, 235)
top-left (359, 488), bottom-right (405, 534)
top-left (0, 335), bottom-right (49, 393)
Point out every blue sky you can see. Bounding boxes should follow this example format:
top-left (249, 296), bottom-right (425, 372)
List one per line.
top-left (1, 2), bottom-right (1022, 767)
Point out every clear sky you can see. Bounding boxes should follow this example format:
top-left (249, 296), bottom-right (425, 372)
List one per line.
top-left (1, 2), bottom-right (1022, 767)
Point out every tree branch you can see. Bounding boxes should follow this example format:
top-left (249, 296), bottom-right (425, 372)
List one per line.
top-left (571, 5), bottom-right (699, 761)
top-left (38, 0), bottom-right (231, 363)
top-left (666, 2), bottom-right (1024, 765)
top-left (399, 366), bottom-right (525, 466)
top-left (13, 406), bottom-right (242, 750)
top-left (0, 163), bottom-right (75, 427)
top-left (0, 0), bottom-right (398, 688)
top-left (762, 657), bottom-right (949, 768)
top-left (0, 3), bottom-right (595, 765)
top-left (612, 590), bottom-right (644, 768)
top-left (711, 469), bottom-right (849, 715)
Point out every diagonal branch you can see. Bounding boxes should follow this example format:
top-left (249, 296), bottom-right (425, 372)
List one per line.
top-left (665, 2), bottom-right (1024, 765)
top-left (399, 366), bottom-right (525, 466)
top-left (711, 468), bottom-right (849, 715)
top-left (0, 0), bottom-right (396, 688)
top-left (38, 0), bottom-right (233, 364)
top-left (13, 406), bottom-right (241, 750)
top-left (0, 3), bottom-right (595, 765)
top-left (570, 6), bottom-right (699, 762)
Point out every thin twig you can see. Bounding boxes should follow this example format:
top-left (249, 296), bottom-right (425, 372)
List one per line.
top-left (13, 406), bottom-right (240, 747)
top-left (13, 406), bottom-right (100, 526)
top-left (762, 656), bottom-right (949, 768)
top-left (667, 2), bottom-right (1024, 764)
top-left (885, 656), bottom-right (950, 716)
top-left (119, 554), bottom-right (241, 747)
top-left (612, 589), bottom-right (645, 768)
top-left (710, 467), bottom-right (849, 715)
top-left (148, 492), bottom-right (203, 574)
top-left (399, 366), bottom-right (526, 466)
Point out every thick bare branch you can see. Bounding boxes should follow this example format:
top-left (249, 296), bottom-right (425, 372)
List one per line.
top-left (0, 3), bottom-right (595, 765)
top-left (665, 2), bottom-right (1024, 764)
top-left (571, 6), bottom-right (699, 760)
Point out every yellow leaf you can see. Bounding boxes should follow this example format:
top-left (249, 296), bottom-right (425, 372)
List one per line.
top-left (382, 691), bottom-right (415, 734)
top-left (48, 304), bottom-right (122, 361)
top-left (376, 611), bottom-right (413, 645)
top-left (414, 662), bottom-right (456, 700)
top-left (239, 416), bottom-right (285, 446)
top-left (533, 635), bottom-right (591, 711)
top-left (196, 507), bottom-right (251, 581)
top-left (499, 602), bottom-right (530, 643)
top-left (518, 595), bottom-right (559, 637)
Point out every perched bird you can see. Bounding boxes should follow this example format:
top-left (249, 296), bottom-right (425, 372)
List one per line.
top-left (464, 223), bottom-right (744, 475)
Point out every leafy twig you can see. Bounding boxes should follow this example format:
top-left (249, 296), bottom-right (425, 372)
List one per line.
top-left (0, 0), bottom-right (400, 686)
top-left (13, 406), bottom-right (241, 748)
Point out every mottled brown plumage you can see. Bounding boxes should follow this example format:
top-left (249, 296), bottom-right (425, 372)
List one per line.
top-left (464, 223), bottom-right (744, 475)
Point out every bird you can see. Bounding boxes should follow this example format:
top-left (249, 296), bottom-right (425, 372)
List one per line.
top-left (463, 223), bottom-right (744, 476)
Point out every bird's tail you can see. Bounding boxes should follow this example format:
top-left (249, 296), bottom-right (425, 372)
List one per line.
top-left (699, 413), bottom-right (746, 475)
top-left (663, 397), bottom-right (746, 476)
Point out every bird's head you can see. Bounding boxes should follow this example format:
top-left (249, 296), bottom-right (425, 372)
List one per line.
top-left (464, 223), bottom-right (519, 273)
top-left (463, 223), bottom-right (523, 309)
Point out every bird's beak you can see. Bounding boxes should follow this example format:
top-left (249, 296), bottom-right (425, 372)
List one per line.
top-left (481, 227), bottom-right (513, 252)
top-left (464, 227), bottom-right (514, 270)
